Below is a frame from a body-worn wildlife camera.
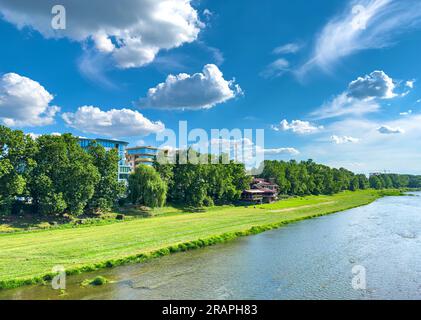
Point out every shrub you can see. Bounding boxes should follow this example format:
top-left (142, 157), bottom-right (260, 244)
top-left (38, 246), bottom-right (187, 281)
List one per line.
top-left (82, 276), bottom-right (109, 287)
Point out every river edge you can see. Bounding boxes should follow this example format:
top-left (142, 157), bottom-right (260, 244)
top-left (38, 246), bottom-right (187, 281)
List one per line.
top-left (0, 189), bottom-right (403, 291)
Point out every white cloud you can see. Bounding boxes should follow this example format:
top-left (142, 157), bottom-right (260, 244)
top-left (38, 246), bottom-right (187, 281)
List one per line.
top-left (400, 110), bottom-right (412, 116)
top-left (263, 147), bottom-right (300, 155)
top-left (298, 0), bottom-right (421, 75)
top-left (274, 119), bottom-right (323, 134)
top-left (331, 135), bottom-right (360, 144)
top-left (313, 93), bottom-right (380, 119)
top-left (300, 115), bottom-right (421, 174)
top-left (0, 73), bottom-right (60, 127)
top-left (406, 80), bottom-right (415, 88)
top-left (0, 0), bottom-right (203, 69)
top-left (62, 106), bottom-right (165, 138)
top-left (203, 9), bottom-right (213, 18)
top-left (138, 64), bottom-right (242, 110)
top-left (348, 70), bottom-right (397, 99)
top-left (378, 125), bottom-right (405, 134)
top-left (260, 58), bottom-right (290, 78)
top-left (312, 70), bottom-right (403, 119)
top-left (273, 43), bottom-right (302, 55)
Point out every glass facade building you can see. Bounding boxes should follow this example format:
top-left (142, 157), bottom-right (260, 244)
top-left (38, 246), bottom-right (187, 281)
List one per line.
top-left (79, 138), bottom-right (131, 182)
top-left (126, 146), bottom-right (168, 170)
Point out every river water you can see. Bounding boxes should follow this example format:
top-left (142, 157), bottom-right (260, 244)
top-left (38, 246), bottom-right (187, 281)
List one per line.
top-left (1, 193), bottom-right (420, 300)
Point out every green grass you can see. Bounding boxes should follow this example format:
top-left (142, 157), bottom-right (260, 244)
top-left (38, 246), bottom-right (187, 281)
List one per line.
top-left (0, 189), bottom-right (401, 289)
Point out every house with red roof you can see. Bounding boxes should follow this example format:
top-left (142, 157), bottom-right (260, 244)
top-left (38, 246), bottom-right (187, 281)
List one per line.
top-left (241, 178), bottom-right (279, 204)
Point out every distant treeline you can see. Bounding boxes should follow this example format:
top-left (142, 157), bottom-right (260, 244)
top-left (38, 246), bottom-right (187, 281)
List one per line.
top-left (368, 173), bottom-right (421, 190)
top-left (258, 160), bottom-right (421, 196)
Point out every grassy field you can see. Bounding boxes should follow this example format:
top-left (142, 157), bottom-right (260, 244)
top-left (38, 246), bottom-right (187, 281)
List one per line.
top-left (0, 189), bottom-right (401, 289)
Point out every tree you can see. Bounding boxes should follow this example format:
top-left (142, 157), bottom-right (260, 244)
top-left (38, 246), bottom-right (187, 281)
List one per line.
top-left (30, 134), bottom-right (100, 216)
top-left (87, 142), bottom-right (126, 214)
top-left (128, 165), bottom-right (167, 208)
top-left (0, 126), bottom-right (36, 213)
top-left (369, 175), bottom-right (383, 190)
top-left (350, 176), bottom-right (360, 191)
top-left (357, 174), bottom-right (369, 189)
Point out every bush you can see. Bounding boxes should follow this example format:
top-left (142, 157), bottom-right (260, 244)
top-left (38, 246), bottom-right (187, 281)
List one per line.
top-left (81, 276), bottom-right (109, 287)
top-left (128, 165), bottom-right (167, 208)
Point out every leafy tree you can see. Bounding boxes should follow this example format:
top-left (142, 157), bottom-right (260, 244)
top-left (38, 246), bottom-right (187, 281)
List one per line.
top-left (128, 165), bottom-right (167, 208)
top-left (0, 126), bottom-right (36, 213)
top-left (357, 174), bottom-right (369, 189)
top-left (30, 134), bottom-right (100, 216)
top-left (87, 142), bottom-right (126, 214)
top-left (350, 176), bottom-right (360, 191)
top-left (369, 175), bottom-right (383, 189)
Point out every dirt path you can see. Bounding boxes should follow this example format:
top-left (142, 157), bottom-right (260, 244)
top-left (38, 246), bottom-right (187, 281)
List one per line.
top-left (267, 201), bottom-right (336, 213)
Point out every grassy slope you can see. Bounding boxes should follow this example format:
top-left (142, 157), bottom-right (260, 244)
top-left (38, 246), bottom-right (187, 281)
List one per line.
top-left (0, 189), bottom-right (399, 289)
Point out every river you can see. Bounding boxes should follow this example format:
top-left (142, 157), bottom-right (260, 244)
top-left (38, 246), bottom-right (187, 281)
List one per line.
top-left (1, 192), bottom-right (420, 300)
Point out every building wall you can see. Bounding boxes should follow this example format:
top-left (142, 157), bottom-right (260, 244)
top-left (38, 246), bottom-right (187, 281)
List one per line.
top-left (126, 146), bottom-right (166, 170)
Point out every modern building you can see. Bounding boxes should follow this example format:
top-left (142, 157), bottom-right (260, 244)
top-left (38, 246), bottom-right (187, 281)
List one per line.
top-left (126, 146), bottom-right (169, 170)
top-left (78, 138), bottom-right (132, 182)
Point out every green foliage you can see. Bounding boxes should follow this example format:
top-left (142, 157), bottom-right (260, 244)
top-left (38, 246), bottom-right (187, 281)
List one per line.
top-left (128, 165), bottom-right (167, 208)
top-left (81, 276), bottom-right (109, 287)
top-left (29, 134), bottom-right (100, 216)
top-left (154, 150), bottom-right (252, 207)
top-left (0, 126), bottom-right (126, 217)
top-left (87, 142), bottom-right (126, 214)
top-left (259, 159), bottom-right (356, 196)
top-left (0, 126), bottom-right (36, 213)
top-left (259, 159), bottom-right (421, 195)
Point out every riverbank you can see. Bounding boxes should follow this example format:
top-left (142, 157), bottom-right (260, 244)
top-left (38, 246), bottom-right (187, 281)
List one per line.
top-left (0, 189), bottom-right (401, 290)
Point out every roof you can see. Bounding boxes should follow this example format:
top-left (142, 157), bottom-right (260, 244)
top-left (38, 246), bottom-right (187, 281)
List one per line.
top-left (126, 146), bottom-right (161, 151)
top-left (79, 137), bottom-right (129, 145)
top-left (254, 181), bottom-right (273, 186)
top-left (258, 188), bottom-right (277, 194)
top-left (243, 189), bottom-right (265, 194)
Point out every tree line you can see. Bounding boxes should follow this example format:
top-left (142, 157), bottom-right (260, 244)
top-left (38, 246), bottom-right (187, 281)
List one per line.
top-left (149, 151), bottom-right (251, 208)
top-left (2, 127), bottom-right (421, 216)
top-left (258, 160), bottom-right (421, 196)
top-left (0, 126), bottom-right (125, 216)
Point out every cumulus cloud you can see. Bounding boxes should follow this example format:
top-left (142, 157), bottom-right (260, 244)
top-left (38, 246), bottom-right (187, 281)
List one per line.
top-left (347, 70), bottom-right (397, 99)
top-left (298, 0), bottom-right (421, 75)
top-left (62, 106), bottom-right (165, 138)
top-left (0, 0), bottom-right (203, 69)
top-left (378, 125), bottom-right (405, 134)
top-left (331, 135), bottom-right (360, 144)
top-left (312, 70), bottom-right (405, 119)
top-left (0, 73), bottom-right (60, 127)
top-left (138, 64), bottom-right (242, 110)
top-left (273, 119), bottom-right (323, 134)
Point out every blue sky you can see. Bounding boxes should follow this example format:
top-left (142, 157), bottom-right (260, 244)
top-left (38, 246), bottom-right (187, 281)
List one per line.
top-left (1, 0), bottom-right (421, 173)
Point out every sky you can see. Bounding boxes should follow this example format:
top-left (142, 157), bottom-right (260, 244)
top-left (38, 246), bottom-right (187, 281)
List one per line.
top-left (1, 0), bottom-right (421, 174)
